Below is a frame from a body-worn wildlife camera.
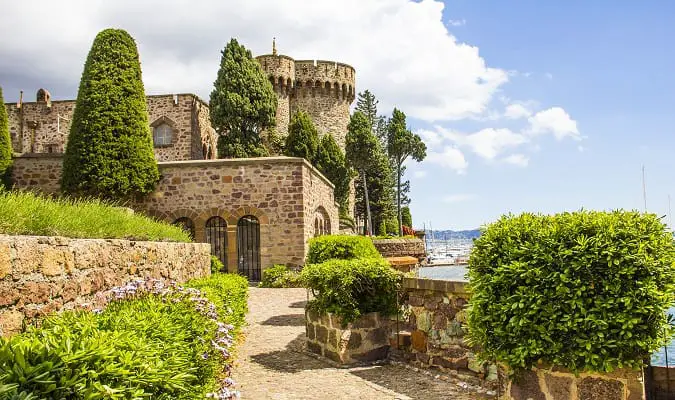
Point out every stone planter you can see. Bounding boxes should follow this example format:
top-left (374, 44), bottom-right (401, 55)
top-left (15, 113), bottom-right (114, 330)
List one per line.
top-left (305, 309), bottom-right (390, 365)
top-left (372, 238), bottom-right (426, 260)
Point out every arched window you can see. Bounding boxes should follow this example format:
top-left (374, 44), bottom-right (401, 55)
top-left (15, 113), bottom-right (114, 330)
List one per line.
top-left (313, 207), bottom-right (331, 237)
top-left (173, 217), bottom-right (195, 240)
top-left (153, 123), bottom-right (173, 147)
top-left (237, 216), bottom-right (261, 281)
top-left (206, 217), bottom-right (227, 269)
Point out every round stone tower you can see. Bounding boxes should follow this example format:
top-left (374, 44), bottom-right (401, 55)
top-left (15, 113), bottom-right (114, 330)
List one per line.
top-left (256, 40), bottom-right (356, 150)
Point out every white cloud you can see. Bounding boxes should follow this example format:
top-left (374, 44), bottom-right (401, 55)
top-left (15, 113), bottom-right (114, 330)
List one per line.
top-left (432, 126), bottom-right (528, 160)
top-left (425, 146), bottom-right (468, 174)
top-left (413, 170), bottom-right (428, 178)
top-left (503, 103), bottom-right (532, 119)
top-left (544, 72), bottom-right (554, 80)
top-left (0, 0), bottom-right (508, 122)
top-left (527, 107), bottom-right (580, 140)
top-left (447, 19), bottom-right (466, 27)
top-left (442, 194), bottom-right (476, 203)
top-left (503, 154), bottom-right (529, 167)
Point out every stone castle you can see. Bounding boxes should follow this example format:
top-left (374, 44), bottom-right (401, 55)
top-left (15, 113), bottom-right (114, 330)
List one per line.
top-left (4, 45), bottom-right (356, 281)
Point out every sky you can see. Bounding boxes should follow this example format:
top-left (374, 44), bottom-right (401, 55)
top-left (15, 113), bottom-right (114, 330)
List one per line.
top-left (1, 0), bottom-right (674, 230)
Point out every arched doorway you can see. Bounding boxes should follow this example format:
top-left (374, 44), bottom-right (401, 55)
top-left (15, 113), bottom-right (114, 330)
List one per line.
top-left (237, 215), bottom-right (261, 281)
top-left (205, 216), bottom-right (227, 270)
top-left (172, 217), bottom-right (195, 240)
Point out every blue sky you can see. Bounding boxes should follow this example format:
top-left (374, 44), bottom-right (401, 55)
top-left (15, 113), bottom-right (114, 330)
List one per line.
top-left (1, 0), bottom-right (673, 230)
top-left (407, 0), bottom-right (675, 230)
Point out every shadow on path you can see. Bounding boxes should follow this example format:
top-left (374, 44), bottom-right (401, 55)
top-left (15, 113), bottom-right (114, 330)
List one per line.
top-left (289, 300), bottom-right (308, 309)
top-left (249, 333), bottom-right (335, 373)
top-left (260, 314), bottom-right (306, 327)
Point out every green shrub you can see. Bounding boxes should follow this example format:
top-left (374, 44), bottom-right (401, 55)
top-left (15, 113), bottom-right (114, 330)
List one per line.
top-left (467, 211), bottom-right (675, 373)
top-left (306, 234), bottom-right (382, 264)
top-left (187, 273), bottom-right (249, 335)
top-left (284, 110), bottom-right (319, 163)
top-left (301, 257), bottom-right (401, 323)
top-left (211, 255), bottom-right (225, 274)
top-left (0, 190), bottom-right (190, 241)
top-left (62, 29), bottom-right (159, 200)
top-left (259, 265), bottom-right (303, 288)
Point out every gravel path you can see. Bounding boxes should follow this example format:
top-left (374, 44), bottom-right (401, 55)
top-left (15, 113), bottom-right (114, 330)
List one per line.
top-left (231, 286), bottom-right (488, 399)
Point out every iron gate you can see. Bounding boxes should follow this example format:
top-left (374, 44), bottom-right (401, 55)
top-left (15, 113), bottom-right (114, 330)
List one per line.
top-left (205, 216), bottom-right (227, 271)
top-left (237, 215), bottom-right (261, 281)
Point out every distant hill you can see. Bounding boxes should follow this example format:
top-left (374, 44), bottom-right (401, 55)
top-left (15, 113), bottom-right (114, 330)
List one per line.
top-left (424, 229), bottom-right (481, 240)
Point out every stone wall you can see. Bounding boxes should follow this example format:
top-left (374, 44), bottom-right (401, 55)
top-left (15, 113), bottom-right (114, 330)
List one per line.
top-left (305, 309), bottom-right (390, 365)
top-left (0, 235), bottom-right (210, 337)
top-left (507, 367), bottom-right (644, 400)
top-left (4, 92), bottom-right (214, 162)
top-left (302, 163), bottom-right (339, 253)
top-left (372, 238), bottom-right (426, 260)
top-left (646, 367), bottom-right (675, 400)
top-left (11, 153), bottom-right (64, 194)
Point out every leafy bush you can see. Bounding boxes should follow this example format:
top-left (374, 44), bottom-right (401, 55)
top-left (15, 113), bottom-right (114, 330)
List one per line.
top-left (284, 110), bottom-right (319, 163)
top-left (62, 29), bottom-right (159, 200)
top-left (0, 190), bottom-right (190, 241)
top-left (211, 255), bottom-right (225, 274)
top-left (306, 234), bottom-right (382, 264)
top-left (259, 265), bottom-right (303, 288)
top-left (186, 273), bottom-right (249, 336)
top-left (0, 275), bottom-right (246, 398)
top-left (301, 257), bottom-right (401, 323)
top-left (467, 211), bottom-right (675, 373)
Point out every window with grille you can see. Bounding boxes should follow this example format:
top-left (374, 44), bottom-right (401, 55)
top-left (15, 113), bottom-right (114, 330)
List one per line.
top-left (153, 123), bottom-right (173, 147)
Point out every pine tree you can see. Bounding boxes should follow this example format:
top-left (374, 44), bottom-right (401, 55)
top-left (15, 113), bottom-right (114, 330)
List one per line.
top-left (386, 108), bottom-right (426, 235)
top-left (354, 147), bottom-right (395, 235)
top-left (316, 133), bottom-right (351, 215)
top-left (284, 110), bottom-right (319, 163)
top-left (0, 86), bottom-right (11, 188)
top-left (61, 29), bottom-right (159, 200)
top-left (210, 38), bottom-right (277, 158)
top-left (355, 90), bottom-right (387, 146)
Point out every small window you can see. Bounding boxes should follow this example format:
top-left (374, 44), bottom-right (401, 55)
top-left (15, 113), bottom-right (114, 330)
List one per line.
top-left (153, 123), bottom-right (173, 146)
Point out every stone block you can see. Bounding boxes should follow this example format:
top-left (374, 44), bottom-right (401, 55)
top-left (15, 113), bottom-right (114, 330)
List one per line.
top-left (577, 376), bottom-right (625, 400)
top-left (346, 331), bottom-right (362, 350)
top-left (306, 323), bottom-right (315, 340)
top-left (307, 341), bottom-right (323, 356)
top-left (411, 329), bottom-right (428, 352)
top-left (351, 313), bottom-right (378, 329)
top-left (424, 296), bottom-right (440, 310)
top-left (431, 355), bottom-right (468, 370)
top-left (0, 310), bottom-right (24, 336)
top-left (416, 352), bottom-right (431, 364)
top-left (446, 321), bottom-right (465, 337)
top-left (316, 325), bottom-right (328, 343)
top-left (352, 346), bottom-right (389, 362)
top-left (408, 294), bottom-right (425, 307)
top-left (0, 243), bottom-right (11, 279)
top-left (417, 311), bottom-right (432, 332)
top-left (510, 370), bottom-right (546, 400)
top-left (328, 328), bottom-right (338, 349)
top-left (543, 373), bottom-right (573, 400)
top-left (324, 349), bottom-right (342, 363)
top-left (366, 327), bottom-right (387, 345)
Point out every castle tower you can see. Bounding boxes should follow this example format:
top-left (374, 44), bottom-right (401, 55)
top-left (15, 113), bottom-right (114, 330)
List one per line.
top-left (256, 41), bottom-right (356, 149)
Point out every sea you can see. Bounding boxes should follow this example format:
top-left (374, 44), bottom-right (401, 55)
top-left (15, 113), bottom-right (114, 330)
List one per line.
top-left (415, 266), bottom-right (674, 367)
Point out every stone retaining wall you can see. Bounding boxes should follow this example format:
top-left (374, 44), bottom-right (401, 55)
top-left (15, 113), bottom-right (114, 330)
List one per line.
top-left (645, 367), bottom-right (674, 400)
top-left (305, 310), bottom-right (390, 365)
top-left (0, 234), bottom-right (211, 336)
top-left (372, 238), bottom-right (426, 260)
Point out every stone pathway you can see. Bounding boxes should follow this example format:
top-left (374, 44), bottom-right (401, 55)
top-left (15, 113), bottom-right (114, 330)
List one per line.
top-left (231, 286), bottom-right (489, 399)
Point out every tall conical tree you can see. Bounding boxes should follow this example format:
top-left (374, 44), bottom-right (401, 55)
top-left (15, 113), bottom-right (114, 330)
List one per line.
top-left (210, 38), bottom-right (277, 158)
top-left (61, 29), bottom-right (159, 200)
top-left (284, 110), bottom-right (319, 163)
top-left (0, 86), bottom-right (11, 188)
top-left (316, 133), bottom-right (351, 215)
top-left (346, 111), bottom-right (379, 235)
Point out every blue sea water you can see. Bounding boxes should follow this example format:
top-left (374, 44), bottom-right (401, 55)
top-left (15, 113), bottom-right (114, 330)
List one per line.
top-left (416, 266), bottom-right (674, 367)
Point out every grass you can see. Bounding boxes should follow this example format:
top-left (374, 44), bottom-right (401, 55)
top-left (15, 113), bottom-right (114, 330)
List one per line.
top-left (0, 190), bottom-right (191, 242)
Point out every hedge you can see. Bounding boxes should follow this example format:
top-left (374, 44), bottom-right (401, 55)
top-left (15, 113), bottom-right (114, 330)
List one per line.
top-left (301, 257), bottom-right (401, 324)
top-left (259, 264), bottom-right (303, 288)
top-left (0, 273), bottom-right (247, 398)
top-left (467, 211), bottom-right (675, 373)
top-left (306, 234), bottom-right (381, 264)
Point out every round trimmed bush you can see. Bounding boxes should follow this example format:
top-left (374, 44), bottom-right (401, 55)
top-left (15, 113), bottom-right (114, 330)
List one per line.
top-left (467, 211), bottom-right (675, 373)
top-left (306, 234), bottom-right (381, 264)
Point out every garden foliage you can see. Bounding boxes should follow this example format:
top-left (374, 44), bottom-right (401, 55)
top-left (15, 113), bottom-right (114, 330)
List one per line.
top-left (467, 211), bottom-right (675, 373)
top-left (187, 273), bottom-right (249, 336)
top-left (0, 190), bottom-right (190, 242)
top-left (0, 86), bottom-right (11, 189)
top-left (301, 257), bottom-right (401, 323)
top-left (284, 110), bottom-right (319, 163)
top-left (306, 234), bottom-right (381, 264)
top-left (210, 255), bottom-right (225, 274)
top-left (315, 134), bottom-right (352, 216)
top-left (259, 265), bottom-right (303, 288)
top-left (0, 274), bottom-right (247, 398)
top-left (61, 29), bottom-right (159, 200)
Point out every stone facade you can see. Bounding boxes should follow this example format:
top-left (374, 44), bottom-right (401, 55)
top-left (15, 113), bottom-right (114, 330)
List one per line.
top-left (372, 238), bottom-right (426, 260)
top-left (0, 234), bottom-right (211, 336)
top-left (305, 309), bottom-right (390, 365)
top-left (4, 91), bottom-right (217, 162)
top-left (11, 154), bottom-right (63, 194)
top-left (257, 51), bottom-right (356, 149)
top-left (645, 366), bottom-right (675, 400)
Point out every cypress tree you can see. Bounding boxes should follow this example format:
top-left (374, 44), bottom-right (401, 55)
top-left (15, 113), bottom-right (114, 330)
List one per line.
top-left (61, 29), bottom-right (159, 200)
top-left (402, 206), bottom-right (413, 228)
top-left (0, 86), bottom-right (11, 188)
top-left (284, 110), bottom-right (319, 163)
top-left (210, 38), bottom-right (277, 158)
top-left (316, 133), bottom-right (351, 216)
